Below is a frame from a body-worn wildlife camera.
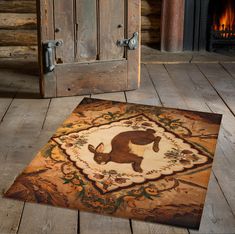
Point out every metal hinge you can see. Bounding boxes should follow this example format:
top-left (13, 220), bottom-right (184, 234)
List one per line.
top-left (42, 39), bottom-right (63, 73)
top-left (117, 32), bottom-right (139, 50)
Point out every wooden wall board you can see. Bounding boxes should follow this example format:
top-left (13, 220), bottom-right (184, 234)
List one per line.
top-left (0, 46), bottom-right (37, 58)
top-left (0, 30), bottom-right (37, 46)
top-left (0, 0), bottom-right (162, 59)
top-left (141, 0), bottom-right (162, 45)
top-left (0, 0), bottom-right (37, 59)
top-left (0, 1), bottom-right (36, 14)
top-left (0, 13), bottom-right (37, 30)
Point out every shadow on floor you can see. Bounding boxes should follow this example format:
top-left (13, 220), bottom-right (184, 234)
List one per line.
top-left (0, 59), bottom-right (39, 76)
top-left (0, 90), bottom-right (41, 99)
top-left (0, 59), bottom-right (41, 99)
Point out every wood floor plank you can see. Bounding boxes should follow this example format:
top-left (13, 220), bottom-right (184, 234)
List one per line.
top-left (91, 92), bottom-right (126, 102)
top-left (42, 96), bottom-right (88, 132)
top-left (126, 64), bottom-right (188, 234)
top-left (0, 99), bottom-right (50, 163)
top-left (0, 70), bottom-right (15, 120)
top-left (197, 63), bottom-right (235, 115)
top-left (125, 64), bottom-right (161, 106)
top-left (163, 63), bottom-right (235, 214)
top-left (0, 68), bottom-right (45, 234)
top-left (221, 63), bottom-right (235, 79)
top-left (0, 66), bottom-right (48, 164)
top-left (80, 212), bottom-right (131, 234)
top-left (131, 221), bottom-right (188, 234)
top-left (0, 97), bottom-right (13, 122)
top-left (189, 173), bottom-right (235, 234)
top-left (18, 96), bottom-right (86, 234)
top-left (18, 203), bottom-right (77, 234)
top-left (0, 98), bottom-right (50, 234)
top-left (0, 163), bottom-right (26, 234)
top-left (1, 61), bottom-right (235, 233)
top-left (146, 63), bottom-right (235, 233)
top-left (0, 68), bottom-right (38, 121)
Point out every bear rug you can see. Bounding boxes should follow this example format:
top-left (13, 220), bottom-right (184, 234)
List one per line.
top-left (4, 98), bottom-right (222, 229)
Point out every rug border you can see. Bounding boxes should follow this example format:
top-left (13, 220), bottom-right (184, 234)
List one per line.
top-left (3, 97), bottom-right (223, 230)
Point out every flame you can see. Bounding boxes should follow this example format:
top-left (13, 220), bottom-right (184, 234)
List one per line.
top-left (213, 0), bottom-right (235, 31)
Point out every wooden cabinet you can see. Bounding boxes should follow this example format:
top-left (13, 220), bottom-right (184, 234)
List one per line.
top-left (38, 0), bottom-right (141, 98)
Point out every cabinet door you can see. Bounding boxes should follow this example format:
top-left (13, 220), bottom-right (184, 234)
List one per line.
top-left (37, 0), bottom-right (140, 98)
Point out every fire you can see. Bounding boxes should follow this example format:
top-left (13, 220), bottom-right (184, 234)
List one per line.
top-left (213, 0), bottom-right (235, 31)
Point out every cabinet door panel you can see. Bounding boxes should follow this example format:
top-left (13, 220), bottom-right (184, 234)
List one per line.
top-left (54, 0), bottom-right (74, 63)
top-left (56, 60), bottom-right (128, 96)
top-left (99, 0), bottom-right (125, 60)
top-left (75, 0), bottom-right (97, 62)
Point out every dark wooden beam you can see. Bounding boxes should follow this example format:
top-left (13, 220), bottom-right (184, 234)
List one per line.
top-left (161, 0), bottom-right (185, 52)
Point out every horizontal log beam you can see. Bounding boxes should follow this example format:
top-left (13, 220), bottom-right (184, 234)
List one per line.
top-left (141, 0), bottom-right (162, 16)
top-left (0, 30), bottom-right (37, 46)
top-left (141, 30), bottom-right (161, 44)
top-left (0, 0), bottom-right (36, 13)
top-left (0, 46), bottom-right (37, 58)
top-left (0, 13), bottom-right (37, 30)
top-left (141, 0), bottom-right (162, 45)
top-left (0, 0), bottom-right (162, 53)
top-left (141, 15), bottom-right (161, 30)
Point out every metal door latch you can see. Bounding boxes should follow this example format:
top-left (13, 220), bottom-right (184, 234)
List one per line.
top-left (117, 32), bottom-right (139, 50)
top-left (43, 40), bottom-right (63, 73)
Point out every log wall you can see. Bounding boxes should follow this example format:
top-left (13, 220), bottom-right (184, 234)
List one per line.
top-left (0, 0), bottom-right (161, 59)
top-left (141, 0), bottom-right (162, 45)
top-left (0, 0), bottom-right (37, 58)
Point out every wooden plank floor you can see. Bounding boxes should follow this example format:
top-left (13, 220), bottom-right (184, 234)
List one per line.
top-left (0, 61), bottom-right (235, 234)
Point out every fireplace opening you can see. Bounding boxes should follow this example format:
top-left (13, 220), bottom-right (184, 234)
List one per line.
top-left (183, 0), bottom-right (235, 52)
top-left (208, 0), bottom-right (235, 51)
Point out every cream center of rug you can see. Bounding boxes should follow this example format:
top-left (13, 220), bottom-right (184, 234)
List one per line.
top-left (54, 115), bottom-right (208, 193)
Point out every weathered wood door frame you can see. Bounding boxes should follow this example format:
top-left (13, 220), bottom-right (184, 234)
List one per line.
top-left (37, 0), bottom-right (141, 98)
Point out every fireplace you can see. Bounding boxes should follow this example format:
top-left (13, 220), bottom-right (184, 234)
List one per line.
top-left (143, 0), bottom-right (235, 52)
top-left (183, 0), bottom-right (235, 51)
top-left (209, 0), bottom-right (235, 51)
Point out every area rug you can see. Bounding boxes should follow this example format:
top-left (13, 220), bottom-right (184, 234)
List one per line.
top-left (4, 98), bottom-right (222, 229)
